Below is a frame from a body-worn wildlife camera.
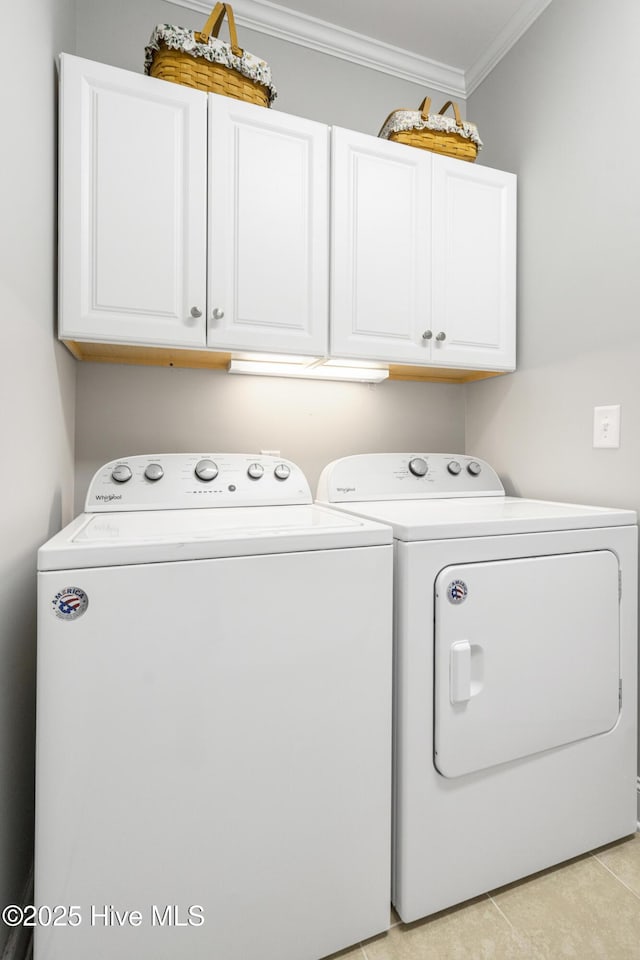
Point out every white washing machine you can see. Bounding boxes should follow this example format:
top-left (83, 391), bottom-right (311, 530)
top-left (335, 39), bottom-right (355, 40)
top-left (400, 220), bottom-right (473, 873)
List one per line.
top-left (317, 452), bottom-right (638, 923)
top-left (36, 453), bottom-right (393, 960)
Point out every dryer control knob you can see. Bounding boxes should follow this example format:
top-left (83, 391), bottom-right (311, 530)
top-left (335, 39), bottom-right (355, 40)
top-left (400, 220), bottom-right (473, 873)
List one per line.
top-left (144, 463), bottom-right (164, 482)
top-left (467, 460), bottom-right (482, 476)
top-left (274, 463), bottom-right (290, 480)
top-left (447, 460), bottom-right (462, 476)
top-left (111, 464), bottom-right (132, 484)
top-left (195, 459), bottom-right (218, 482)
top-left (247, 463), bottom-right (264, 480)
top-left (408, 457), bottom-right (428, 477)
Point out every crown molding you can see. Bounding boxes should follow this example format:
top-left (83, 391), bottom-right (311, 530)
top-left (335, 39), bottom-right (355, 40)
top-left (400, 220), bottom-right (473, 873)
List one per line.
top-left (465, 0), bottom-right (552, 96)
top-left (168, 0), bottom-right (466, 98)
top-left (169, 0), bottom-right (552, 99)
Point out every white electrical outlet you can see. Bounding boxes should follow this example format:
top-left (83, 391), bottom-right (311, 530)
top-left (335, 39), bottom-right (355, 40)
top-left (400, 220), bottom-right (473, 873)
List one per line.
top-left (593, 405), bottom-right (620, 448)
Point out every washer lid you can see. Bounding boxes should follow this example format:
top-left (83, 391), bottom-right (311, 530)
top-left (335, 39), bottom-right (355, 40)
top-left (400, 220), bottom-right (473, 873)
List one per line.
top-left (316, 496), bottom-right (636, 540)
top-left (38, 504), bottom-right (392, 570)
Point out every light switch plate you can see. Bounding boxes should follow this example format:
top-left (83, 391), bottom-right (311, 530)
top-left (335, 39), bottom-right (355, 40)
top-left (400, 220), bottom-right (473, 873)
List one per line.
top-left (593, 405), bottom-right (620, 448)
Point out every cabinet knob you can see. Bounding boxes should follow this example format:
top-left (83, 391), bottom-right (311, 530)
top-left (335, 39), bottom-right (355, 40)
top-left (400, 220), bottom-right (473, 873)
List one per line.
top-left (435, 331), bottom-right (447, 341)
top-left (212, 308), bottom-right (225, 320)
top-left (190, 306), bottom-right (202, 318)
top-left (422, 330), bottom-right (433, 340)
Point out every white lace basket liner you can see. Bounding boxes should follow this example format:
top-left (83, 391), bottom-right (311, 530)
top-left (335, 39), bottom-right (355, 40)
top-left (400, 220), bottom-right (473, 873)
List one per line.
top-left (379, 97), bottom-right (482, 160)
top-left (379, 109), bottom-right (482, 147)
top-left (144, 18), bottom-right (277, 105)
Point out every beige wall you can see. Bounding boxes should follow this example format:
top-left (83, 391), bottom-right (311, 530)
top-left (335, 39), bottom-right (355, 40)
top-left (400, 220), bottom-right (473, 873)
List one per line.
top-left (467, 0), bottom-right (640, 504)
top-left (0, 0), bottom-right (76, 944)
top-left (466, 0), bottom-right (640, 770)
top-left (72, 0), bottom-right (468, 507)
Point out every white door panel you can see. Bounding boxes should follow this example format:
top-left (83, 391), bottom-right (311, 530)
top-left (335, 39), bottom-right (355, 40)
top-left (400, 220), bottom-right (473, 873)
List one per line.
top-left (36, 546), bottom-right (391, 960)
top-left (59, 55), bottom-right (207, 346)
top-left (431, 157), bottom-right (516, 369)
top-left (331, 129), bottom-right (431, 363)
top-left (208, 96), bottom-right (329, 354)
top-left (434, 551), bottom-right (620, 778)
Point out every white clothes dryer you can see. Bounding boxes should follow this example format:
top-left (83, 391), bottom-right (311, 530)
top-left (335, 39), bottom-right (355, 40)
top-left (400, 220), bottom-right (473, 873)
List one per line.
top-left (317, 453), bottom-right (638, 923)
top-left (36, 454), bottom-right (393, 960)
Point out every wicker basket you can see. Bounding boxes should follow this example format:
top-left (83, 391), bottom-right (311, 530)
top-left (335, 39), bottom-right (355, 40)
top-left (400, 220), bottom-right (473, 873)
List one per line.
top-left (378, 97), bottom-right (481, 162)
top-left (144, 2), bottom-right (276, 107)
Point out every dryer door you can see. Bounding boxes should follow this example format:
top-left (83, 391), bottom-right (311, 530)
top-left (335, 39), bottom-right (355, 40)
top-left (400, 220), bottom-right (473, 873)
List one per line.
top-left (433, 550), bottom-right (620, 778)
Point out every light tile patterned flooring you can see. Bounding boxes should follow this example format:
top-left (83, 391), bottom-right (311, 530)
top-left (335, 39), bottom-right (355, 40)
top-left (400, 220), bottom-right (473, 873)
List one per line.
top-left (330, 832), bottom-right (640, 960)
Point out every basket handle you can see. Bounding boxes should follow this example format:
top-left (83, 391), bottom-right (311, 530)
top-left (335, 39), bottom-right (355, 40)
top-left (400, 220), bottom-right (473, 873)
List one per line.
top-left (419, 98), bottom-right (464, 126)
top-left (419, 97), bottom-right (432, 119)
top-left (198, 2), bottom-right (243, 57)
top-left (437, 100), bottom-right (464, 126)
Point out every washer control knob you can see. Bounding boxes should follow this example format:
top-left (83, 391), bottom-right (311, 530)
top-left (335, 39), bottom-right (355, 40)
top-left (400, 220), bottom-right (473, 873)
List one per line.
top-left (447, 460), bottom-right (462, 476)
top-left (111, 464), bottom-right (132, 484)
top-left (194, 459), bottom-right (218, 482)
top-left (144, 463), bottom-right (164, 482)
top-left (408, 457), bottom-right (428, 478)
top-left (247, 463), bottom-right (264, 480)
top-left (467, 460), bottom-right (482, 476)
top-left (274, 463), bottom-right (291, 481)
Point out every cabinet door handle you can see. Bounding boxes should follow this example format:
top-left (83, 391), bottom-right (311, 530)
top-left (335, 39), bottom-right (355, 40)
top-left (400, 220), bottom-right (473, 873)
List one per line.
top-left (190, 306), bottom-right (203, 319)
top-left (212, 308), bottom-right (225, 321)
top-left (435, 331), bottom-right (447, 341)
top-left (422, 330), bottom-right (433, 340)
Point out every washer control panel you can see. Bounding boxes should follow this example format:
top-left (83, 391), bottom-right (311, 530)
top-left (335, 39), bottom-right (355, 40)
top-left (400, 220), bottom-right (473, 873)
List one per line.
top-left (316, 453), bottom-right (505, 503)
top-left (85, 454), bottom-right (311, 512)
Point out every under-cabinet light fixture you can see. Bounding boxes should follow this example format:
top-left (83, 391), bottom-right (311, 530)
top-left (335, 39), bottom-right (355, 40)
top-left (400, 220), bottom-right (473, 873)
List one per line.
top-left (227, 358), bottom-right (389, 383)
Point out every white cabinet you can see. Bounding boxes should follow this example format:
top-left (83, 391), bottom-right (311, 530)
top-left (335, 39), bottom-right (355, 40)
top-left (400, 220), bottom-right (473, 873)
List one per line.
top-left (59, 55), bottom-right (516, 380)
top-left (59, 54), bottom-right (208, 347)
top-left (331, 128), bottom-right (432, 364)
top-left (60, 56), bottom-right (329, 357)
top-left (331, 128), bottom-right (516, 371)
top-left (207, 97), bottom-right (329, 355)
top-left (431, 157), bottom-right (516, 370)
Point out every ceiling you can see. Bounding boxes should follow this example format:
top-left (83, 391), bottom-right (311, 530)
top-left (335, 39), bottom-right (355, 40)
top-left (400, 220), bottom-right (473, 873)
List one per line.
top-left (172, 0), bottom-right (553, 96)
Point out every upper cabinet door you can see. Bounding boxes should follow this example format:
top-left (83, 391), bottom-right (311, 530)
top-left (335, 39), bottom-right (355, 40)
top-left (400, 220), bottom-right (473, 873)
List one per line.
top-left (431, 157), bottom-right (516, 370)
top-left (331, 129), bottom-right (432, 364)
top-left (59, 55), bottom-right (207, 347)
top-left (208, 96), bottom-right (329, 355)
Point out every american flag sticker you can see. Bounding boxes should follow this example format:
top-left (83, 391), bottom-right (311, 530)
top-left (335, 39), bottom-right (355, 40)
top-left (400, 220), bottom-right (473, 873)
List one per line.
top-left (447, 580), bottom-right (468, 604)
top-left (51, 587), bottom-right (89, 621)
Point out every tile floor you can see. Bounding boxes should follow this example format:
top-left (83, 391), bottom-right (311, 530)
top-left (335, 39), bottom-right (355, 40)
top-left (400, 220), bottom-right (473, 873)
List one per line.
top-left (329, 832), bottom-right (640, 960)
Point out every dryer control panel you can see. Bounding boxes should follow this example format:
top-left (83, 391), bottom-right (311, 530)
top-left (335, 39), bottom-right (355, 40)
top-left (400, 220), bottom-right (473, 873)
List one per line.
top-left (85, 454), bottom-right (312, 512)
top-left (316, 454), bottom-right (505, 503)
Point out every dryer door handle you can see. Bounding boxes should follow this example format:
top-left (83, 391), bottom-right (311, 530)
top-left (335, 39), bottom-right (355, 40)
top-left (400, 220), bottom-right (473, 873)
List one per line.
top-left (450, 640), bottom-right (471, 704)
